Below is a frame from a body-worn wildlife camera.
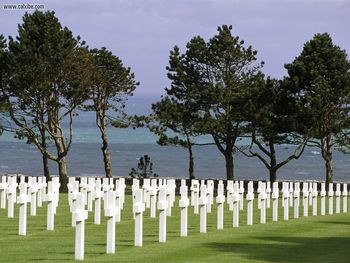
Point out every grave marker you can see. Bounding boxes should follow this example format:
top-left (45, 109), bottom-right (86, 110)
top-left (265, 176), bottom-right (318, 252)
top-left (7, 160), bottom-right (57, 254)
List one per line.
top-left (312, 182), bottom-right (318, 216)
top-left (133, 189), bottom-right (145, 246)
top-left (198, 184), bottom-right (207, 233)
top-left (272, 182), bottom-right (279, 221)
top-left (342, 184), bottom-right (348, 213)
top-left (259, 182), bottom-right (267, 224)
top-left (335, 183), bottom-right (341, 214)
top-left (7, 176), bottom-right (17, 218)
top-left (46, 182), bottom-right (55, 231)
top-left (293, 182), bottom-right (300, 219)
top-left (282, 182), bottom-right (289, 220)
top-left (105, 191), bottom-right (117, 253)
top-left (93, 178), bottom-right (103, 224)
top-left (17, 182), bottom-right (29, 235)
top-left (328, 183), bottom-right (334, 215)
top-left (28, 177), bottom-right (38, 216)
top-left (0, 176), bottom-right (7, 209)
top-left (158, 187), bottom-right (167, 242)
top-left (216, 180), bottom-right (225, 230)
top-left (302, 182), bottom-right (309, 217)
top-left (73, 193), bottom-right (88, 261)
top-left (179, 180), bottom-right (189, 236)
top-left (266, 181), bottom-right (271, 209)
top-left (320, 183), bottom-right (326, 216)
top-left (149, 179), bottom-right (158, 218)
top-left (246, 181), bottom-right (254, 225)
top-left (190, 180), bottom-right (199, 214)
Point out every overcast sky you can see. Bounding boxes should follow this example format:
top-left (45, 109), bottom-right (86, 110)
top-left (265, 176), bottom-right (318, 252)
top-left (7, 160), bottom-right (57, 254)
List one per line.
top-left (1, 0), bottom-right (349, 95)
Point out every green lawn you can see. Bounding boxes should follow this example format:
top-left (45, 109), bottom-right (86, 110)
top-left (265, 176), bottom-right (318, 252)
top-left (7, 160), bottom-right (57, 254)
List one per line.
top-left (0, 193), bottom-right (349, 262)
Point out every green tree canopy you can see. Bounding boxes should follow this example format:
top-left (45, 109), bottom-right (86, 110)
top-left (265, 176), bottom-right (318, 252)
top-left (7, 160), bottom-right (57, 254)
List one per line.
top-left (284, 33), bottom-right (350, 184)
top-left (85, 47), bottom-right (138, 178)
top-left (165, 25), bottom-right (264, 180)
top-left (241, 77), bottom-right (307, 182)
top-left (1, 11), bottom-right (92, 191)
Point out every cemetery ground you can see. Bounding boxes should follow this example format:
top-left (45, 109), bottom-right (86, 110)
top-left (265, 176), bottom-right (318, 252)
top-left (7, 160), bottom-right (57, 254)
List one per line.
top-left (0, 194), bottom-right (349, 262)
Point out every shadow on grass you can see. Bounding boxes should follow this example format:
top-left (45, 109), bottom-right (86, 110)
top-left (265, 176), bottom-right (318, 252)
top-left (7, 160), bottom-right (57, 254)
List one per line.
top-left (319, 221), bottom-right (350, 226)
top-left (205, 236), bottom-right (350, 263)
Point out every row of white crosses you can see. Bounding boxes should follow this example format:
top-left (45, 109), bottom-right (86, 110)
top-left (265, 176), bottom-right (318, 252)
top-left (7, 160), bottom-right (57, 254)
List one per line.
top-left (3, 175), bottom-right (350, 261)
top-left (67, 177), bottom-right (128, 260)
top-left (0, 175), bottom-right (65, 236)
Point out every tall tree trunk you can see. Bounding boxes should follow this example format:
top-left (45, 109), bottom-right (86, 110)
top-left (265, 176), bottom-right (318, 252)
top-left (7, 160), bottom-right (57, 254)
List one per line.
top-left (54, 130), bottom-right (69, 192)
top-left (269, 140), bottom-right (277, 182)
top-left (225, 148), bottom-right (234, 181)
top-left (321, 136), bottom-right (333, 186)
top-left (100, 124), bottom-right (112, 178)
top-left (58, 157), bottom-right (68, 192)
top-left (325, 151), bottom-right (333, 185)
top-left (40, 127), bottom-right (50, 180)
top-left (185, 132), bottom-right (195, 180)
top-left (42, 155), bottom-right (50, 180)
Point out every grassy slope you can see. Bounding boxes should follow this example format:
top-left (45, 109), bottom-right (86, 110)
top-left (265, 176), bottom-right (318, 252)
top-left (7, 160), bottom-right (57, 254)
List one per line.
top-left (0, 193), bottom-right (349, 262)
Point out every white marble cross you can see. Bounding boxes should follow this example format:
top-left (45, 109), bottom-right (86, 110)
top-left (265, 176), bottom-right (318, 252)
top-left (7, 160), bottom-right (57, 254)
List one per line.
top-left (190, 180), bottom-right (199, 214)
top-left (239, 181), bottom-right (245, 210)
top-left (335, 183), bottom-right (341, 213)
top-left (52, 177), bottom-right (60, 214)
top-left (257, 181), bottom-right (262, 210)
top-left (198, 184), bottom-right (207, 233)
top-left (102, 178), bottom-right (110, 205)
top-left (114, 180), bottom-right (122, 222)
top-left (17, 182), bottom-right (29, 235)
top-left (232, 182), bottom-right (240, 227)
top-left (0, 176), bottom-right (7, 209)
top-left (169, 179), bottom-right (176, 207)
top-left (227, 180), bottom-right (234, 211)
top-left (293, 182), bottom-right (300, 219)
top-left (119, 178), bottom-right (126, 210)
top-left (105, 191), bottom-right (117, 253)
top-left (86, 178), bottom-right (95, 212)
top-left (302, 182), bottom-right (309, 217)
top-left (41, 177), bottom-right (47, 206)
top-left (166, 183), bottom-right (173, 217)
top-left (149, 179), bottom-right (158, 218)
top-left (7, 176), bottom-right (17, 218)
top-left (179, 180), bottom-right (189, 236)
top-left (320, 183), bottom-right (326, 216)
top-left (142, 178), bottom-right (151, 209)
top-left (328, 183), bottom-right (334, 215)
top-left (308, 183), bottom-right (313, 206)
top-left (28, 177), bottom-right (38, 216)
top-left (342, 183), bottom-right (348, 213)
top-left (282, 182), bottom-right (289, 220)
top-left (67, 177), bottom-right (76, 208)
top-left (158, 186), bottom-right (167, 242)
top-left (246, 181), bottom-right (254, 225)
top-left (93, 178), bottom-right (103, 225)
top-left (73, 193), bottom-right (88, 261)
top-left (80, 177), bottom-right (88, 206)
top-left (216, 180), bottom-right (225, 230)
top-left (272, 182), bottom-right (279, 221)
top-left (312, 182), bottom-right (318, 216)
top-left (46, 181), bottom-right (56, 230)
top-left (206, 180), bottom-right (214, 213)
top-left (37, 177), bottom-right (44, 207)
top-left (259, 182), bottom-right (267, 224)
top-left (133, 188), bottom-right (145, 246)
top-left (70, 181), bottom-right (80, 227)
top-left (132, 178), bottom-right (139, 218)
top-left (266, 181), bottom-right (271, 209)
top-left (289, 182), bottom-right (294, 207)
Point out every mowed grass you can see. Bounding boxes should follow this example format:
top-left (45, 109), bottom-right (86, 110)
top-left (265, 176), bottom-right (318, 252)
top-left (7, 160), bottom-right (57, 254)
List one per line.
top-left (0, 192), bottom-right (350, 262)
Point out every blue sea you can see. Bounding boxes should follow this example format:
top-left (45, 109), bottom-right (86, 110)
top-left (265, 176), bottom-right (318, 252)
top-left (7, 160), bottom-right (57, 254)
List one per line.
top-left (0, 94), bottom-right (349, 182)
